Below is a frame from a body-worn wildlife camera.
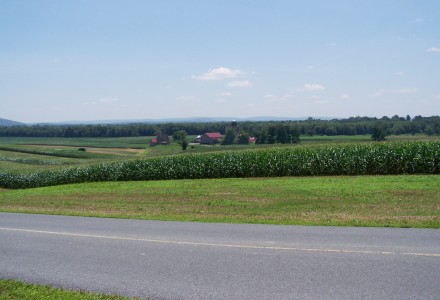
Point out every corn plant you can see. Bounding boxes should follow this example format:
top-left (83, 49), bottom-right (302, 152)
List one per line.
top-left (0, 142), bottom-right (438, 189)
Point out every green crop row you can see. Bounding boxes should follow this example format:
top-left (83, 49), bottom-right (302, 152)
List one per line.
top-left (0, 157), bottom-right (66, 165)
top-left (1, 142), bottom-right (439, 189)
top-left (0, 146), bottom-right (96, 159)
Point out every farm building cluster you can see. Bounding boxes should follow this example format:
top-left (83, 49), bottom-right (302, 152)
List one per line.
top-left (149, 120), bottom-right (255, 146)
top-left (150, 132), bottom-right (224, 146)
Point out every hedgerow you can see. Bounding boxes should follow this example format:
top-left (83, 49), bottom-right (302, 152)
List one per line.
top-left (0, 142), bottom-right (439, 189)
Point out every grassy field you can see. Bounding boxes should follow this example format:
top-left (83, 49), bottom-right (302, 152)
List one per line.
top-left (0, 136), bottom-right (151, 148)
top-left (1, 175), bottom-right (438, 228)
top-left (0, 279), bottom-right (131, 300)
top-left (0, 137), bottom-right (148, 173)
top-left (301, 134), bottom-right (440, 144)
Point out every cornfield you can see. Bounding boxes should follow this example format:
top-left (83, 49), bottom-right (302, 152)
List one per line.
top-left (1, 142), bottom-right (439, 189)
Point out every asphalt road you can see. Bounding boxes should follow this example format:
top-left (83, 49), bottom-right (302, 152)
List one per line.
top-left (1, 212), bottom-right (439, 299)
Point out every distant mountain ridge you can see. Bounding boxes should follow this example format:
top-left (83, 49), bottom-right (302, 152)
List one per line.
top-left (40, 116), bottom-right (333, 125)
top-left (0, 118), bottom-right (25, 126)
top-left (2, 116), bottom-right (335, 126)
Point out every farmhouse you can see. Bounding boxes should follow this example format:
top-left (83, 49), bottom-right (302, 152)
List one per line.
top-left (200, 132), bottom-right (223, 145)
top-left (150, 133), bottom-right (170, 146)
top-left (193, 135), bottom-right (202, 143)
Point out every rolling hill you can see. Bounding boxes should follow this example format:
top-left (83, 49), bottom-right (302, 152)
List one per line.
top-left (0, 118), bottom-right (25, 126)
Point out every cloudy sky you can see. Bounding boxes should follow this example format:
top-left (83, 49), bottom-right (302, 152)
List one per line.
top-left (1, 0), bottom-right (439, 123)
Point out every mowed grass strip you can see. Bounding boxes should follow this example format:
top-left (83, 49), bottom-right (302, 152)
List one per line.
top-left (0, 175), bottom-right (438, 228)
top-left (0, 279), bottom-right (132, 300)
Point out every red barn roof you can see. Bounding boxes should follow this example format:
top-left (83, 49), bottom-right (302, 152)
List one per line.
top-left (204, 132), bottom-right (223, 139)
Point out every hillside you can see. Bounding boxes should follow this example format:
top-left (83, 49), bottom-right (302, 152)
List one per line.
top-left (0, 118), bottom-right (24, 126)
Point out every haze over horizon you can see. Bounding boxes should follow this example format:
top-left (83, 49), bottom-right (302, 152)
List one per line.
top-left (1, 0), bottom-right (439, 123)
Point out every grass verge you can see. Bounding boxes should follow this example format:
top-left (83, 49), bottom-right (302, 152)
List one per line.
top-left (0, 279), bottom-right (131, 300)
top-left (0, 175), bottom-right (438, 228)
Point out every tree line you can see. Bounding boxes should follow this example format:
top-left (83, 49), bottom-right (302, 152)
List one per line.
top-left (0, 115), bottom-right (439, 138)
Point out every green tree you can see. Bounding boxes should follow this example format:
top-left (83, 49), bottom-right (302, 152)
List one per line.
top-left (267, 125), bottom-right (276, 144)
top-left (275, 124), bottom-right (289, 144)
top-left (173, 130), bottom-right (188, 144)
top-left (181, 140), bottom-right (188, 151)
top-left (371, 125), bottom-right (387, 141)
top-left (237, 132), bottom-right (250, 144)
top-left (289, 125), bottom-right (301, 143)
top-left (222, 128), bottom-right (236, 145)
top-left (425, 126), bottom-right (434, 136)
top-left (433, 121), bottom-right (440, 135)
top-left (255, 128), bottom-right (267, 144)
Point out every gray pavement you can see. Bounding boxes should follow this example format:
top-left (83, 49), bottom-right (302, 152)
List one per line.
top-left (0, 212), bottom-right (439, 299)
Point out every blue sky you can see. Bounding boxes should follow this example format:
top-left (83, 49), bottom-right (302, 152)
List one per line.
top-left (1, 0), bottom-right (439, 123)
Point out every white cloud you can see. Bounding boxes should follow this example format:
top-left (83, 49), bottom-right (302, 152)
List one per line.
top-left (340, 94), bottom-right (351, 99)
top-left (99, 97), bottom-right (120, 103)
top-left (217, 92), bottom-right (233, 97)
top-left (192, 67), bottom-right (245, 80)
top-left (372, 88), bottom-right (419, 97)
top-left (412, 18), bottom-right (424, 23)
top-left (227, 80), bottom-right (253, 88)
top-left (262, 93), bottom-right (294, 103)
top-left (314, 99), bottom-right (329, 105)
top-left (395, 88), bottom-right (419, 94)
top-left (49, 106), bottom-right (64, 111)
top-left (263, 94), bottom-right (277, 103)
top-left (299, 83), bottom-right (326, 92)
top-left (178, 95), bottom-right (196, 101)
top-left (396, 72), bottom-right (405, 76)
top-left (83, 98), bottom-right (120, 106)
top-left (427, 47), bottom-right (440, 53)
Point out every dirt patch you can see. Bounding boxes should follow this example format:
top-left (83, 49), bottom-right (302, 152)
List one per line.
top-left (86, 148), bottom-right (144, 155)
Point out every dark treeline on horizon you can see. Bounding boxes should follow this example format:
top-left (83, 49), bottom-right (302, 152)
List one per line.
top-left (0, 115), bottom-right (439, 138)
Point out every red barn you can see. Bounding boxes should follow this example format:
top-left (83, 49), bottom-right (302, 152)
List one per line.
top-left (150, 133), bottom-right (170, 146)
top-left (200, 132), bottom-right (223, 145)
